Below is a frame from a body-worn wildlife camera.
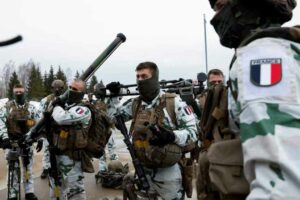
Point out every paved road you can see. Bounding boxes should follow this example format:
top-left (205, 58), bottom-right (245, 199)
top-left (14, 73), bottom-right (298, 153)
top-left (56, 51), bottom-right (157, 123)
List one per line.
top-left (0, 130), bottom-right (197, 200)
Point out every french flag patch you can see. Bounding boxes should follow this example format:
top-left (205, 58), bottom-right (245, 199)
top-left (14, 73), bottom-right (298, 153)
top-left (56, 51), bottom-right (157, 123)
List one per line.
top-left (184, 106), bottom-right (193, 115)
top-left (250, 58), bottom-right (282, 86)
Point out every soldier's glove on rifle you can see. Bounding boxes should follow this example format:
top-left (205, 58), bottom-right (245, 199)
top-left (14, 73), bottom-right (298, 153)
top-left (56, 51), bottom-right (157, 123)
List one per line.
top-left (107, 82), bottom-right (122, 95)
top-left (148, 124), bottom-right (176, 147)
top-left (51, 97), bottom-right (65, 108)
top-left (1, 138), bottom-right (12, 149)
top-left (36, 139), bottom-right (43, 152)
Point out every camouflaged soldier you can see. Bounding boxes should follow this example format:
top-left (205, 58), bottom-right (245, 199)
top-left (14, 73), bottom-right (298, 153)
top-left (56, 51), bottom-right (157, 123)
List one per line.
top-left (107, 62), bottom-right (198, 199)
top-left (92, 82), bottom-right (119, 177)
top-left (47, 79), bottom-right (92, 200)
top-left (36, 79), bottom-right (65, 179)
top-left (208, 0), bottom-right (300, 199)
top-left (0, 84), bottom-right (40, 200)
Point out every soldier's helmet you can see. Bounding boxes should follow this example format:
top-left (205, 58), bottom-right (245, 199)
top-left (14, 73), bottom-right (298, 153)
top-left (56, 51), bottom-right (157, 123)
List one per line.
top-left (51, 79), bottom-right (64, 88)
top-left (94, 81), bottom-right (106, 99)
top-left (51, 79), bottom-right (65, 96)
top-left (98, 161), bottom-right (129, 189)
top-left (210, 0), bottom-right (296, 24)
top-left (108, 160), bottom-right (124, 173)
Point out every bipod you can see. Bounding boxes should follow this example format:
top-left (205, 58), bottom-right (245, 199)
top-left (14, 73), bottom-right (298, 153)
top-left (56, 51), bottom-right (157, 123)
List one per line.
top-left (6, 140), bottom-right (22, 200)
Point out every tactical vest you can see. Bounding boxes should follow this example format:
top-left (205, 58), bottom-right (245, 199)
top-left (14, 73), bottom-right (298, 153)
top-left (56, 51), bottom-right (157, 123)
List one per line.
top-left (50, 110), bottom-right (90, 158)
top-left (6, 101), bottom-right (35, 138)
top-left (94, 99), bottom-right (107, 112)
top-left (130, 93), bottom-right (182, 168)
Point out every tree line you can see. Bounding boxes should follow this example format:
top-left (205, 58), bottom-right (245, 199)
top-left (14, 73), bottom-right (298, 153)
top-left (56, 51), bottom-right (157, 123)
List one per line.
top-left (1, 60), bottom-right (99, 101)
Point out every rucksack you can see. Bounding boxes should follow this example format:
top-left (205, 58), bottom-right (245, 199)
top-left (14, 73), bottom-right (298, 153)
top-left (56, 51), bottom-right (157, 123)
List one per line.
top-left (198, 84), bottom-right (249, 198)
top-left (82, 102), bottom-right (113, 158)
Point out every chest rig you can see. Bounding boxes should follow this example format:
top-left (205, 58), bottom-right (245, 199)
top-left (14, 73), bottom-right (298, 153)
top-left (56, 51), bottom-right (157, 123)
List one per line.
top-left (50, 107), bottom-right (90, 158)
top-left (6, 101), bottom-right (35, 138)
top-left (130, 94), bottom-right (182, 168)
top-left (94, 99), bottom-right (107, 112)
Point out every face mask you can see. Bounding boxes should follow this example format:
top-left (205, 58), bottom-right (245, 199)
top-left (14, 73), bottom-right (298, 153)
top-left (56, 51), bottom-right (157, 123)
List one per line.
top-left (95, 89), bottom-right (106, 100)
top-left (66, 89), bottom-right (85, 105)
top-left (52, 87), bottom-right (64, 97)
top-left (210, 2), bottom-right (247, 48)
top-left (14, 94), bottom-right (25, 105)
top-left (137, 70), bottom-right (160, 103)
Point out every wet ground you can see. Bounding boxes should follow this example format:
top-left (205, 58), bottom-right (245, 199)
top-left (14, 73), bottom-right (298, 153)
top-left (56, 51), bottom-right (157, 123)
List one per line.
top-left (0, 128), bottom-right (197, 200)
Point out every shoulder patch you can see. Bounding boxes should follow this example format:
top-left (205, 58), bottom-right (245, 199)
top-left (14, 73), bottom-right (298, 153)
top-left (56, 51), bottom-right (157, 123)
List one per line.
top-left (250, 58), bottom-right (282, 87)
top-left (76, 107), bottom-right (84, 114)
top-left (184, 106), bottom-right (193, 115)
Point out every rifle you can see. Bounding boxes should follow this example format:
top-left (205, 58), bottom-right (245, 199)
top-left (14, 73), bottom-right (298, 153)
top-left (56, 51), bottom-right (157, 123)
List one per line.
top-left (115, 115), bottom-right (150, 199)
top-left (26, 33), bottom-right (126, 141)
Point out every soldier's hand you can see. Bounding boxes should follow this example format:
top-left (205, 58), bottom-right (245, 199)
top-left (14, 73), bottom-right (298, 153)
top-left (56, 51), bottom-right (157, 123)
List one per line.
top-left (36, 139), bottom-right (43, 152)
top-left (1, 138), bottom-right (12, 149)
top-left (106, 82), bottom-right (122, 95)
top-left (148, 124), bottom-right (176, 147)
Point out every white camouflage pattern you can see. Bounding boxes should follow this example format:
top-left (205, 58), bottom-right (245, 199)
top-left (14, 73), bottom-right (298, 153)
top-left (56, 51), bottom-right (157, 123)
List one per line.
top-left (230, 37), bottom-right (300, 199)
top-left (111, 91), bottom-right (198, 199)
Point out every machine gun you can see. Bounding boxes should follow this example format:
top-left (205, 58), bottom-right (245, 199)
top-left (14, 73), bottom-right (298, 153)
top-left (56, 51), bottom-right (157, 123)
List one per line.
top-left (163, 73), bottom-right (207, 118)
top-left (115, 115), bottom-right (150, 199)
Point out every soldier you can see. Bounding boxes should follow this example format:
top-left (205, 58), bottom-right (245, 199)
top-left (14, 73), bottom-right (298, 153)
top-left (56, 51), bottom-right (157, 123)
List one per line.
top-left (47, 79), bottom-right (92, 199)
top-left (197, 68), bottom-right (224, 111)
top-left (92, 82), bottom-right (119, 178)
top-left (0, 84), bottom-right (39, 200)
top-left (208, 0), bottom-right (300, 199)
top-left (36, 79), bottom-right (65, 179)
top-left (107, 61), bottom-right (198, 199)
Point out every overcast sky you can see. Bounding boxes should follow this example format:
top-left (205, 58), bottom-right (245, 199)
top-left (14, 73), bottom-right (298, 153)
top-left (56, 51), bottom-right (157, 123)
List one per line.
top-left (1, 0), bottom-right (300, 85)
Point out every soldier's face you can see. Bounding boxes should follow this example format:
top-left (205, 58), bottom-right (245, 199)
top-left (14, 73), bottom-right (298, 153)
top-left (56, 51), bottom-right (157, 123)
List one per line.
top-left (208, 74), bottom-right (224, 85)
top-left (69, 81), bottom-right (84, 92)
top-left (136, 68), bottom-right (153, 81)
top-left (13, 87), bottom-right (25, 95)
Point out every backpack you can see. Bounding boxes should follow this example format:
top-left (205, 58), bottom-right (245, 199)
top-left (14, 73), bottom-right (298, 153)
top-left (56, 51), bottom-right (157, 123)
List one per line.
top-left (82, 102), bottom-right (113, 158)
top-left (198, 84), bottom-right (249, 199)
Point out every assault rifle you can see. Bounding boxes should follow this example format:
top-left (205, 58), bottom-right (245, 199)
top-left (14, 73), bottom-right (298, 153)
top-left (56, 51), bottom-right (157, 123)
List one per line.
top-left (115, 114), bottom-right (150, 199)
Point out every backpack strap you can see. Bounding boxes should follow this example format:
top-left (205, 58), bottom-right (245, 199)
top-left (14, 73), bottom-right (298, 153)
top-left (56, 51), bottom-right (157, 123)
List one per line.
top-left (200, 84), bottom-right (226, 140)
top-left (129, 97), bottom-right (142, 134)
top-left (159, 93), bottom-right (177, 127)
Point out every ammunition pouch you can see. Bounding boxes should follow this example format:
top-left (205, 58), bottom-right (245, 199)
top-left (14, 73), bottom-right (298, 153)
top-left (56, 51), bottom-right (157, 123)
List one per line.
top-left (144, 143), bottom-right (182, 168)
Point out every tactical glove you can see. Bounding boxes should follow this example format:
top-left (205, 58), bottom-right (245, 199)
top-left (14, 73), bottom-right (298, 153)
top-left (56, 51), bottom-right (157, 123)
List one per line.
top-left (51, 97), bottom-right (64, 108)
top-left (36, 139), bottom-right (43, 152)
top-left (149, 124), bottom-right (176, 147)
top-left (106, 82), bottom-right (122, 95)
top-left (1, 138), bottom-right (12, 149)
